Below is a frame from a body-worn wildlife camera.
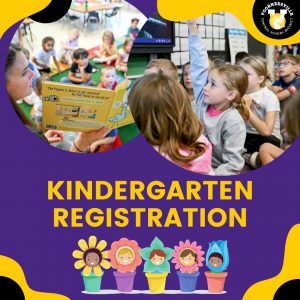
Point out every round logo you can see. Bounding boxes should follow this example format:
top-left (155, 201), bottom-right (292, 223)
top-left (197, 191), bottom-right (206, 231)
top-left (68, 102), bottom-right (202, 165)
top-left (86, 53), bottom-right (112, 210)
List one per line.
top-left (253, 0), bottom-right (299, 39)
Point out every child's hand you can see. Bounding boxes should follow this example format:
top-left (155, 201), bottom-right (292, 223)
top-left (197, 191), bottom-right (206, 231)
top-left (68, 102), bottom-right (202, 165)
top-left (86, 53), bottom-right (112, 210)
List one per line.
top-left (44, 130), bottom-right (64, 144)
top-left (270, 86), bottom-right (283, 93)
top-left (243, 95), bottom-right (253, 109)
top-left (187, 19), bottom-right (198, 35)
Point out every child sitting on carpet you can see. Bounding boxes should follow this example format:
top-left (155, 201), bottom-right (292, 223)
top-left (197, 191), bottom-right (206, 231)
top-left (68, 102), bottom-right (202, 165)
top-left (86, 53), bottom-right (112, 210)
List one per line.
top-left (32, 36), bottom-right (61, 74)
top-left (93, 30), bottom-right (117, 65)
top-left (59, 28), bottom-right (80, 66)
top-left (98, 66), bottom-right (118, 90)
top-left (60, 48), bottom-right (94, 86)
top-left (116, 38), bottom-right (133, 73)
top-left (259, 92), bottom-right (300, 165)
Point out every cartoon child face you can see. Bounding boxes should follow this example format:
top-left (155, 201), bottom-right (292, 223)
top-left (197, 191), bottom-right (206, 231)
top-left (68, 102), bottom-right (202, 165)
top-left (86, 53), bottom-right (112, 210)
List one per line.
top-left (117, 248), bottom-right (134, 266)
top-left (85, 252), bottom-right (100, 267)
top-left (150, 254), bottom-right (165, 266)
top-left (209, 256), bottom-right (223, 268)
top-left (179, 252), bottom-right (196, 267)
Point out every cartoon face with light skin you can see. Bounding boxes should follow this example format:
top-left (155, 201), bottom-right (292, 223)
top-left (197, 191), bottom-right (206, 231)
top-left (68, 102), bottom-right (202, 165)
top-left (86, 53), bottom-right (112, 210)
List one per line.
top-left (84, 249), bottom-right (102, 267)
top-left (179, 249), bottom-right (197, 267)
top-left (208, 253), bottom-right (223, 268)
top-left (117, 248), bottom-right (134, 266)
top-left (150, 249), bottom-right (166, 266)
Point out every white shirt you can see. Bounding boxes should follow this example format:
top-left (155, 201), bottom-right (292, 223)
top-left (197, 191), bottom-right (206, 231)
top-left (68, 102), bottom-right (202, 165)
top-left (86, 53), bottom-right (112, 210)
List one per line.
top-left (246, 87), bottom-right (281, 141)
top-left (33, 48), bottom-right (56, 69)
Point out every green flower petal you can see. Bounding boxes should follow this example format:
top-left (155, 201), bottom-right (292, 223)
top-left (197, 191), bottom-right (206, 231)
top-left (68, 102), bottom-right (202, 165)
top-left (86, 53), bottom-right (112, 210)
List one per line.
top-left (143, 260), bottom-right (157, 273)
top-left (150, 237), bottom-right (164, 250)
top-left (140, 247), bottom-right (151, 260)
top-left (158, 260), bottom-right (170, 273)
top-left (164, 247), bottom-right (175, 260)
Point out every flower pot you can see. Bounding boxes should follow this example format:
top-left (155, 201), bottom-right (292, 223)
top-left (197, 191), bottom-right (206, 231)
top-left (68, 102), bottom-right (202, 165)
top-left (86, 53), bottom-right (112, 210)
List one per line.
top-left (81, 271), bottom-right (103, 293)
top-left (205, 271), bottom-right (228, 293)
top-left (145, 272), bottom-right (168, 293)
top-left (177, 271), bottom-right (200, 292)
top-left (113, 271), bottom-right (136, 292)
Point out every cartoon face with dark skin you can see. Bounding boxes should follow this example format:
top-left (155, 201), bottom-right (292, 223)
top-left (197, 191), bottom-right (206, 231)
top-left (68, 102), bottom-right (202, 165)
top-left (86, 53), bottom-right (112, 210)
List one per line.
top-left (150, 249), bottom-right (166, 266)
top-left (208, 252), bottom-right (223, 268)
top-left (117, 248), bottom-right (134, 266)
top-left (84, 249), bottom-right (102, 267)
top-left (179, 250), bottom-right (197, 267)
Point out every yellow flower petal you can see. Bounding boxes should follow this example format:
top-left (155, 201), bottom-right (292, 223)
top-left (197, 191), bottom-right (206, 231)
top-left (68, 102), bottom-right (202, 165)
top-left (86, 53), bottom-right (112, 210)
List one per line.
top-left (93, 265), bottom-right (103, 276)
top-left (74, 259), bottom-right (85, 269)
top-left (100, 259), bottom-right (111, 270)
top-left (78, 239), bottom-right (88, 252)
top-left (96, 240), bottom-right (107, 251)
top-left (72, 250), bottom-right (83, 259)
top-left (102, 251), bottom-right (109, 259)
top-left (89, 236), bottom-right (97, 248)
top-left (83, 265), bottom-right (92, 276)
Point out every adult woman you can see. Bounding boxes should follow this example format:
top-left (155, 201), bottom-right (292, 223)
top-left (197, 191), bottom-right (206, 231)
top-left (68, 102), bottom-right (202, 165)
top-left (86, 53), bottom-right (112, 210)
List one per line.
top-left (6, 43), bottom-right (110, 151)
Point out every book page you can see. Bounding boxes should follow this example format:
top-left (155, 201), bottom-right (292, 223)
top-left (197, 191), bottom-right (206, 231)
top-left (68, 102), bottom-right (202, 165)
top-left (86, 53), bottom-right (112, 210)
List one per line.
top-left (106, 80), bottom-right (135, 129)
top-left (42, 82), bottom-right (114, 132)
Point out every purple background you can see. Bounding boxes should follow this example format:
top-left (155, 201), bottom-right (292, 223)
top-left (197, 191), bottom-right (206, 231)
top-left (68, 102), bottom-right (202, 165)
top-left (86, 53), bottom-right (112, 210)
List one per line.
top-left (1, 1), bottom-right (300, 299)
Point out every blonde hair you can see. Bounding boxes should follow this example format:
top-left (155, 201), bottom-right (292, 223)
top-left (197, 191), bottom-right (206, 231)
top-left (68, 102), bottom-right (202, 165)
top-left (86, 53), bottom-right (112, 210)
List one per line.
top-left (284, 92), bottom-right (300, 143)
top-left (212, 64), bottom-right (249, 119)
top-left (101, 30), bottom-right (115, 45)
top-left (145, 59), bottom-right (178, 81)
top-left (128, 73), bottom-right (206, 165)
top-left (117, 247), bottom-right (134, 258)
top-left (240, 55), bottom-right (271, 87)
top-left (101, 66), bottom-right (116, 75)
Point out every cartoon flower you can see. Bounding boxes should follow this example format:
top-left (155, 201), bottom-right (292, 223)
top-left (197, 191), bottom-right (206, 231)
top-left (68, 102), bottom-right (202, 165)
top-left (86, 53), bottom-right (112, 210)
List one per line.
top-left (72, 236), bottom-right (110, 276)
top-left (171, 240), bottom-right (205, 273)
top-left (140, 237), bottom-right (174, 273)
top-left (109, 238), bottom-right (142, 273)
top-left (206, 240), bottom-right (229, 273)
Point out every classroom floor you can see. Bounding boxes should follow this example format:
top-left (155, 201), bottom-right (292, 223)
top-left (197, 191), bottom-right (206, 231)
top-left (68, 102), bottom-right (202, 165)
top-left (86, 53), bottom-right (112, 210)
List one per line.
top-left (18, 1), bottom-right (147, 146)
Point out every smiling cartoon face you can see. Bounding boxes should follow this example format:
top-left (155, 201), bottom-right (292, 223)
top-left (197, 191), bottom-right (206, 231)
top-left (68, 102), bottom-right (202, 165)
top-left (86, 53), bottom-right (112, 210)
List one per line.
top-left (117, 247), bottom-right (134, 266)
top-left (150, 254), bottom-right (165, 265)
top-left (179, 252), bottom-right (196, 267)
top-left (85, 252), bottom-right (100, 267)
top-left (208, 253), bottom-right (223, 268)
top-left (149, 249), bottom-right (166, 266)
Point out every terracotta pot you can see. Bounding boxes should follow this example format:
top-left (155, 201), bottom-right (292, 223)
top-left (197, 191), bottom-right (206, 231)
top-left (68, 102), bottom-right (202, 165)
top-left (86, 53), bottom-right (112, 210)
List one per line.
top-left (205, 271), bottom-right (228, 293)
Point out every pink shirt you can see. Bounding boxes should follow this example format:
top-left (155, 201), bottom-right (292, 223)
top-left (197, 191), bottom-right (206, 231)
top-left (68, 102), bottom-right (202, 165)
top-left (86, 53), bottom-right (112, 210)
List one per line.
top-left (154, 135), bottom-right (214, 175)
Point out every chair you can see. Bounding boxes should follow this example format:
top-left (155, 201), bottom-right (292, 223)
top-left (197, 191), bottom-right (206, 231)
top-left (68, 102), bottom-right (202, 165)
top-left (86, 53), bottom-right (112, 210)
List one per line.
top-left (104, 7), bottom-right (119, 18)
top-left (87, 11), bottom-right (100, 24)
top-left (61, 12), bottom-right (81, 29)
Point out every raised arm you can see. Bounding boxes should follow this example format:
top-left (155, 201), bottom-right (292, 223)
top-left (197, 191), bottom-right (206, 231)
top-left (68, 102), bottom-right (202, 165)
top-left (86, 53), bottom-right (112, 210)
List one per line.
top-left (188, 19), bottom-right (209, 104)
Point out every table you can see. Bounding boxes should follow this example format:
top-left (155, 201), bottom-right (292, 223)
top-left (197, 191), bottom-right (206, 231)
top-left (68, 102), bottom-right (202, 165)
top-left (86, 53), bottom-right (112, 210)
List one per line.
top-left (69, 1), bottom-right (122, 27)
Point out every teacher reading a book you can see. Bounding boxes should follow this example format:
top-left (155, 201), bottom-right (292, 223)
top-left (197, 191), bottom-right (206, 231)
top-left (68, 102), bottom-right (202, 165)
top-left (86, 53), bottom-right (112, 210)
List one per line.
top-left (5, 43), bottom-right (111, 152)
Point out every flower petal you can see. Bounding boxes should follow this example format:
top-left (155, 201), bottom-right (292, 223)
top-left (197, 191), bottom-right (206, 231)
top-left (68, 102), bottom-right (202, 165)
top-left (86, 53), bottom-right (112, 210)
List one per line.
top-left (100, 259), bottom-right (111, 269)
top-left (74, 259), bottom-right (85, 269)
top-left (93, 265), bottom-right (103, 276)
top-left (89, 236), bottom-right (97, 248)
top-left (96, 240), bottom-right (107, 251)
top-left (72, 250), bottom-right (83, 259)
top-left (83, 265), bottom-right (92, 276)
top-left (102, 250), bottom-right (109, 259)
top-left (78, 239), bottom-right (89, 252)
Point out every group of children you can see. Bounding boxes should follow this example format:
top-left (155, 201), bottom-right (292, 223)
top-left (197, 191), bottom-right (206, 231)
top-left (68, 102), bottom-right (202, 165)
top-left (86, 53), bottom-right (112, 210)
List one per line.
top-left (128, 19), bottom-right (300, 176)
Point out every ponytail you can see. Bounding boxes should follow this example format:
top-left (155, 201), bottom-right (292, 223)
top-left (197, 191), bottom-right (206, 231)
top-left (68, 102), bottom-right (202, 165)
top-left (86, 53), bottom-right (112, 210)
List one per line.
top-left (236, 97), bottom-right (249, 120)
